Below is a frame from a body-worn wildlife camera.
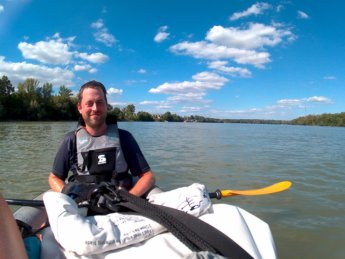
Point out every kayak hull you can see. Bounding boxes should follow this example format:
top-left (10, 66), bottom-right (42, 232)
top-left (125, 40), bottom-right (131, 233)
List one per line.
top-left (13, 192), bottom-right (277, 259)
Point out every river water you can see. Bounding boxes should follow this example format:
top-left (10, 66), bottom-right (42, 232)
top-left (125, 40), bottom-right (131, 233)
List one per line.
top-left (0, 121), bottom-right (344, 258)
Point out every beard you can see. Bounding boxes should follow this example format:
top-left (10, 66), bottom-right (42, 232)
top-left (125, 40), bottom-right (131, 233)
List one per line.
top-left (82, 112), bottom-right (107, 129)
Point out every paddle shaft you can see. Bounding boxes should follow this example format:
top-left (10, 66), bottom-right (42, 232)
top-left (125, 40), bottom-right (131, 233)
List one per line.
top-left (6, 181), bottom-right (292, 205)
top-left (5, 199), bottom-right (44, 207)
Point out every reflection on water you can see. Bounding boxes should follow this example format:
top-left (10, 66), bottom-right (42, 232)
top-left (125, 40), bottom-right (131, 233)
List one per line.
top-left (0, 121), bottom-right (344, 258)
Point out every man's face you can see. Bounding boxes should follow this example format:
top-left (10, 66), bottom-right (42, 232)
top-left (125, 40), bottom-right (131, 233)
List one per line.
top-left (77, 87), bottom-right (107, 129)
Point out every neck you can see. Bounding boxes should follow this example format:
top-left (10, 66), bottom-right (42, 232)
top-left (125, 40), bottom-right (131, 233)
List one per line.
top-left (85, 124), bottom-right (107, 137)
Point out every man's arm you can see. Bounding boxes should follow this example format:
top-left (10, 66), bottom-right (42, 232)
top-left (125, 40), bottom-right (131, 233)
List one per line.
top-left (48, 173), bottom-right (65, 192)
top-left (129, 170), bottom-right (155, 196)
top-left (0, 193), bottom-right (28, 259)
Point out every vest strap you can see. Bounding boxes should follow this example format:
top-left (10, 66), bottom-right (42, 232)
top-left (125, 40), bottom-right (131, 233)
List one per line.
top-left (75, 174), bottom-right (112, 183)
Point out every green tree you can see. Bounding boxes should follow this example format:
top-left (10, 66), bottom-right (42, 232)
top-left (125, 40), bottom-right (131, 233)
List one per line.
top-left (42, 83), bottom-right (53, 99)
top-left (0, 75), bottom-right (14, 96)
top-left (58, 85), bottom-right (72, 99)
top-left (160, 111), bottom-right (183, 122)
top-left (123, 104), bottom-right (136, 121)
top-left (136, 111), bottom-right (154, 121)
top-left (108, 107), bottom-right (124, 121)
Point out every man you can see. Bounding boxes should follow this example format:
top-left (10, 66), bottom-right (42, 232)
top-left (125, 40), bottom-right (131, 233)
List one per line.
top-left (48, 80), bottom-right (155, 197)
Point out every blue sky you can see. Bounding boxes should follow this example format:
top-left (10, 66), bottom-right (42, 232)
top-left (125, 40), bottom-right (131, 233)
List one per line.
top-left (0, 0), bottom-right (344, 120)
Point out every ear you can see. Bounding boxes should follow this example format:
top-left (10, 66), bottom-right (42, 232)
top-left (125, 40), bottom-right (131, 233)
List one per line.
top-left (77, 102), bottom-right (82, 114)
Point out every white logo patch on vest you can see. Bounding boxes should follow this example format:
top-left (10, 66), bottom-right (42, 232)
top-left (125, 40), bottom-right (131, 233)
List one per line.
top-left (98, 154), bottom-right (107, 165)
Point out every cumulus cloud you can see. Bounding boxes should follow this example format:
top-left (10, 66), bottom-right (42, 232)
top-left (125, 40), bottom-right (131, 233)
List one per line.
top-left (3, 33), bottom-right (111, 87)
top-left (108, 87), bottom-right (123, 95)
top-left (170, 22), bottom-right (294, 68)
top-left (207, 95), bottom-right (332, 120)
top-left (206, 23), bottom-right (294, 50)
top-left (138, 68), bottom-right (146, 74)
top-left (0, 5), bottom-right (4, 13)
top-left (208, 61), bottom-right (252, 77)
top-left (74, 64), bottom-right (91, 71)
top-left (306, 96), bottom-right (331, 103)
top-left (154, 26), bottom-right (170, 43)
top-left (0, 56), bottom-right (74, 87)
top-left (297, 10), bottom-right (309, 19)
top-left (167, 92), bottom-right (211, 104)
top-left (17, 34), bottom-right (108, 66)
top-left (78, 52), bottom-right (108, 63)
top-left (277, 96), bottom-right (332, 106)
top-left (18, 40), bottom-right (73, 65)
top-left (149, 71), bottom-right (228, 95)
top-left (91, 19), bottom-right (116, 47)
top-left (170, 41), bottom-right (270, 68)
top-left (230, 2), bottom-right (271, 21)
top-left (73, 64), bottom-right (97, 74)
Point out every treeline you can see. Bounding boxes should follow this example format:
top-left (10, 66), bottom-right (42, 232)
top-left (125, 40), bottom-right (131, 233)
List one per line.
top-left (0, 76), bottom-right (190, 122)
top-left (0, 76), bottom-right (78, 121)
top-left (290, 113), bottom-right (345, 127)
top-left (1, 76), bottom-right (344, 126)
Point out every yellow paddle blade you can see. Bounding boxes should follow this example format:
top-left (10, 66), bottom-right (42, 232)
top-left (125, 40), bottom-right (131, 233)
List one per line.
top-left (220, 181), bottom-right (292, 197)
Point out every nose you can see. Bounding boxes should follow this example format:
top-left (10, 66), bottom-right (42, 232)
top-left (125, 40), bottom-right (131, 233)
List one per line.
top-left (92, 102), bottom-right (98, 111)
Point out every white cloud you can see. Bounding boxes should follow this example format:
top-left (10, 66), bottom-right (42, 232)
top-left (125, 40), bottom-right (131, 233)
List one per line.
top-left (91, 19), bottom-right (104, 30)
top-left (73, 64), bottom-right (97, 74)
top-left (108, 87), bottom-right (123, 95)
top-left (277, 98), bottom-right (303, 106)
top-left (277, 96), bottom-right (332, 106)
top-left (149, 71), bottom-right (228, 94)
top-left (180, 106), bottom-right (204, 113)
top-left (18, 40), bottom-right (73, 65)
top-left (206, 95), bottom-right (332, 120)
top-left (154, 26), bottom-right (170, 43)
top-left (89, 68), bottom-right (97, 74)
top-left (138, 68), bottom-right (146, 74)
top-left (170, 41), bottom-right (270, 68)
top-left (208, 61), bottom-right (252, 77)
top-left (297, 10), bottom-right (309, 19)
top-left (206, 23), bottom-right (294, 50)
top-left (91, 19), bottom-right (116, 47)
top-left (0, 56), bottom-right (74, 87)
top-left (230, 2), bottom-right (271, 21)
top-left (139, 100), bottom-right (172, 110)
top-left (0, 5), bottom-right (4, 13)
top-left (323, 76), bottom-right (336, 80)
top-left (74, 64), bottom-right (91, 71)
top-left (78, 52), bottom-right (108, 63)
top-left (306, 96), bottom-right (331, 103)
top-left (17, 34), bottom-right (108, 68)
top-left (170, 22), bottom-right (295, 68)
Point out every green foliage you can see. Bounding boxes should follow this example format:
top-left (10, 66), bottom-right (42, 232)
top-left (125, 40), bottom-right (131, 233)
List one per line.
top-left (0, 77), bottom-right (78, 121)
top-left (0, 75), bottom-right (14, 96)
top-left (290, 113), bottom-right (345, 127)
top-left (59, 85), bottom-right (73, 99)
top-left (136, 111), bottom-right (154, 121)
top-left (160, 111), bottom-right (184, 122)
top-left (123, 104), bottom-right (136, 121)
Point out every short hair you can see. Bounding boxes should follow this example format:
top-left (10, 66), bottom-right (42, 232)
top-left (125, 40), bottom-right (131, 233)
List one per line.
top-left (78, 80), bottom-right (108, 104)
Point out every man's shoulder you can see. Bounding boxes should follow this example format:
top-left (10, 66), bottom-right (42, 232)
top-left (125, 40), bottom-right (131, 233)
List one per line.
top-left (118, 128), bottom-right (133, 141)
top-left (62, 130), bottom-right (76, 143)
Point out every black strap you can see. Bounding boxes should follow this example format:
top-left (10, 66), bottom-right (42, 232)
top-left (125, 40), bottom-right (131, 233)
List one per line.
top-left (115, 188), bottom-right (253, 259)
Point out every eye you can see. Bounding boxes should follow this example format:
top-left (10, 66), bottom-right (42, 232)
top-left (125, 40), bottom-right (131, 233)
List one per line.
top-left (85, 101), bottom-right (94, 107)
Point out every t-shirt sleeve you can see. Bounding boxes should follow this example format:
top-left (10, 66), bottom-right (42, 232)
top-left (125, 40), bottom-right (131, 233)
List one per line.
top-left (119, 129), bottom-right (151, 176)
top-left (51, 131), bottom-right (76, 181)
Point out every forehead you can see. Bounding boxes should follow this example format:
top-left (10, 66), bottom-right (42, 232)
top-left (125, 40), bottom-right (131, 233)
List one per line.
top-left (81, 87), bottom-right (106, 101)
